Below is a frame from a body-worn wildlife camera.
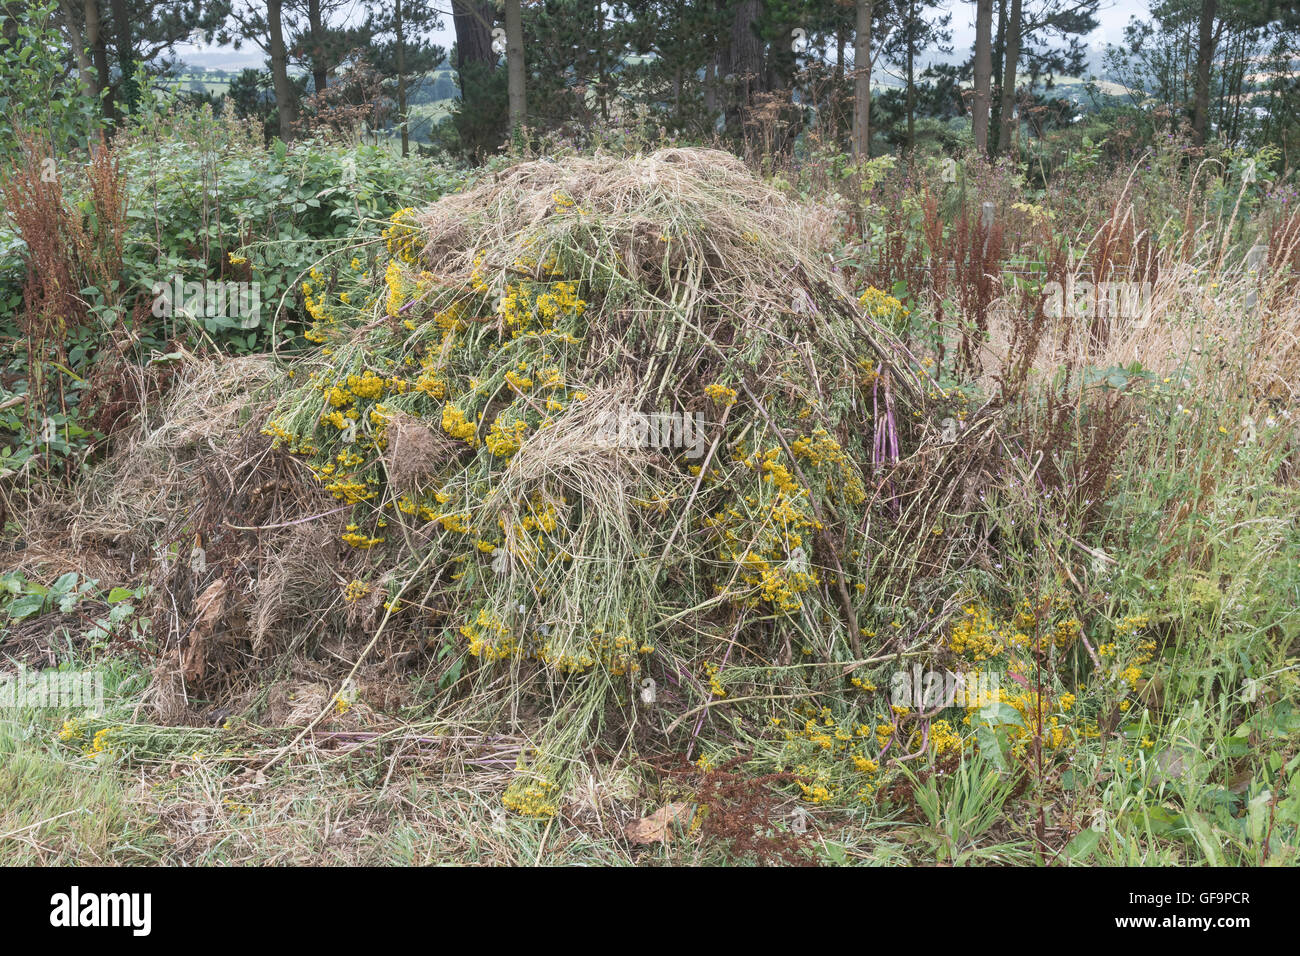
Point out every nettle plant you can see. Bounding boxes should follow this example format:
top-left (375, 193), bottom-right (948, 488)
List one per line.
top-left (118, 118), bottom-right (467, 355)
top-left (1, 572), bottom-right (148, 649)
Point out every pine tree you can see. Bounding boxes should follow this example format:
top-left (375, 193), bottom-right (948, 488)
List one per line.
top-left (880, 0), bottom-right (952, 152)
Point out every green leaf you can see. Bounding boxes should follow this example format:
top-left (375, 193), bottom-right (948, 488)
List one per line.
top-left (51, 571), bottom-right (79, 593)
top-left (7, 592), bottom-right (47, 620)
top-left (983, 702), bottom-right (1026, 729)
top-left (1063, 828), bottom-right (1100, 861)
top-left (107, 603), bottom-right (135, 623)
top-left (1182, 810), bottom-right (1222, 865)
top-left (975, 725), bottom-right (1007, 770)
top-left (821, 841), bottom-right (848, 864)
top-left (1247, 791), bottom-right (1272, 844)
top-left (1142, 804), bottom-right (1184, 836)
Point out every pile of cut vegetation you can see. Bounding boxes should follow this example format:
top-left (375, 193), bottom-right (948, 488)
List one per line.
top-left (90, 148), bottom-right (970, 809)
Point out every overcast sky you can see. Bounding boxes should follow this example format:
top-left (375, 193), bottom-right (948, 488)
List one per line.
top-left (175, 0), bottom-right (1153, 74)
top-left (948, 0), bottom-right (1146, 55)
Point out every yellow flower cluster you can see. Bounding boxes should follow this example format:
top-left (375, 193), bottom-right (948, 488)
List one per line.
top-left (461, 606), bottom-right (518, 661)
top-left (261, 418), bottom-right (315, 456)
top-left (1111, 615), bottom-right (1156, 690)
top-left (341, 522), bottom-right (384, 548)
top-left (704, 382), bottom-right (738, 405)
top-left (706, 474), bottom-right (824, 614)
top-left (486, 415), bottom-right (529, 459)
top-left (857, 356), bottom-right (879, 386)
top-left (345, 369), bottom-right (389, 400)
top-left (382, 207), bottom-right (421, 265)
top-left (949, 604), bottom-right (1007, 660)
top-left (498, 279), bottom-right (587, 337)
top-left (83, 725), bottom-right (119, 759)
top-left (470, 249), bottom-right (491, 293)
top-left (704, 661), bottom-right (727, 698)
top-left (536, 282), bottom-right (584, 322)
top-left (543, 626), bottom-right (648, 677)
top-left (928, 719), bottom-right (964, 756)
top-left (754, 561), bottom-right (819, 613)
top-left (758, 447), bottom-right (801, 495)
top-left (441, 403), bottom-right (478, 445)
top-left (503, 774), bottom-right (558, 817)
top-left (385, 259), bottom-right (407, 316)
top-left (326, 475), bottom-right (379, 505)
top-left (781, 704), bottom-right (887, 804)
top-left (791, 427), bottom-right (866, 504)
top-left (504, 367), bottom-right (533, 392)
top-left (993, 685), bottom-right (1070, 752)
top-left (414, 355), bottom-right (447, 399)
top-left (1115, 613), bottom-right (1151, 636)
top-left (858, 286), bottom-right (909, 323)
top-left (460, 602), bottom-right (649, 677)
top-left (799, 781), bottom-right (833, 803)
top-left (432, 510), bottom-right (472, 534)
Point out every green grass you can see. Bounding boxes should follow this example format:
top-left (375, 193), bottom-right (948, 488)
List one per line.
top-left (0, 715), bottom-right (160, 864)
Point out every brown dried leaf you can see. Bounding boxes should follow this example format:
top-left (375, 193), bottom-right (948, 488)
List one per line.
top-left (624, 802), bottom-right (690, 844)
top-left (181, 577), bottom-right (229, 682)
top-left (194, 577), bottom-right (229, 636)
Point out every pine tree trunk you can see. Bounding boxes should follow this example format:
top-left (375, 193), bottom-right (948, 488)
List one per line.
top-left (505, 0), bottom-right (525, 130)
top-left (852, 0), bottom-right (872, 159)
top-left (906, 0), bottom-right (915, 152)
top-left (396, 0), bottom-right (408, 156)
top-left (997, 0), bottom-right (1021, 155)
top-left (596, 1), bottom-right (608, 122)
top-left (730, 0), bottom-right (764, 118)
top-left (308, 0), bottom-right (327, 94)
top-left (84, 0), bottom-right (111, 119)
top-left (108, 0), bottom-right (137, 113)
top-left (267, 0), bottom-right (297, 140)
top-left (56, 0), bottom-right (97, 100)
top-left (452, 0), bottom-right (494, 70)
top-left (1192, 0), bottom-right (1217, 146)
top-left (972, 0), bottom-right (993, 154)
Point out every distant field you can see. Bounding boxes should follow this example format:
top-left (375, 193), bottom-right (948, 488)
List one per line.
top-left (170, 68), bottom-right (457, 101)
top-left (169, 69), bottom-right (457, 143)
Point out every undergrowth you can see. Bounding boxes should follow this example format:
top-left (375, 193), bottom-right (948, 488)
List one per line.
top-left (2, 138), bottom-right (1298, 866)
